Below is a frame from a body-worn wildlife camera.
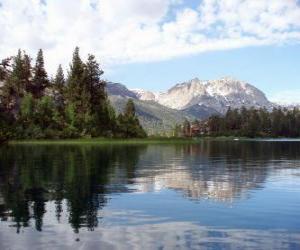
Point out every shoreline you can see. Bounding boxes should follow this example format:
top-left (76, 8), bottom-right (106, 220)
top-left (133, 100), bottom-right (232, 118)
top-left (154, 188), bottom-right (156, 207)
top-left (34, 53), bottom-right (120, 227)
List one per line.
top-left (8, 137), bottom-right (200, 145)
top-left (6, 136), bottom-right (300, 145)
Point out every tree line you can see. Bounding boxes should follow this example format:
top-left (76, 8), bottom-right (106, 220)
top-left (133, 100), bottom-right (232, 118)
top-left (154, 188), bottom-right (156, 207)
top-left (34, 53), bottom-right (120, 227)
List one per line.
top-left (208, 107), bottom-right (300, 137)
top-left (177, 107), bottom-right (300, 138)
top-left (0, 48), bottom-right (146, 140)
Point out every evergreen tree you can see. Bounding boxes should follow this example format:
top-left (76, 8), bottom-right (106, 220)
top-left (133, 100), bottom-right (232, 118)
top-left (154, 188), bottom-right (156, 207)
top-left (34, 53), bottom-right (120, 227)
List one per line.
top-left (1, 50), bottom-right (30, 117)
top-left (83, 54), bottom-right (110, 135)
top-left (66, 47), bottom-right (85, 104)
top-left (124, 99), bottom-right (135, 117)
top-left (245, 108), bottom-right (261, 137)
top-left (66, 47), bottom-right (90, 132)
top-left (0, 102), bottom-right (11, 143)
top-left (259, 108), bottom-right (271, 136)
top-left (0, 58), bottom-right (11, 81)
top-left (117, 99), bottom-right (146, 138)
top-left (23, 53), bottom-right (32, 93)
top-left (207, 115), bottom-right (223, 135)
top-left (19, 93), bottom-right (35, 124)
top-left (30, 49), bottom-right (48, 98)
top-left (52, 64), bottom-right (65, 113)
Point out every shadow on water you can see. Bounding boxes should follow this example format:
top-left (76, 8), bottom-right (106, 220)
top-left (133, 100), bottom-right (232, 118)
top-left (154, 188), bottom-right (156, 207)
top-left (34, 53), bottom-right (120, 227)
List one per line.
top-left (0, 140), bottom-right (300, 237)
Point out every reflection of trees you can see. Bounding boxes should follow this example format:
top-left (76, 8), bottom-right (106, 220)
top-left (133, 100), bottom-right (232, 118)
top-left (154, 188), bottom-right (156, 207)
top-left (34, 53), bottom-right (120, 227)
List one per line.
top-left (1, 141), bottom-right (299, 233)
top-left (0, 145), bottom-right (145, 233)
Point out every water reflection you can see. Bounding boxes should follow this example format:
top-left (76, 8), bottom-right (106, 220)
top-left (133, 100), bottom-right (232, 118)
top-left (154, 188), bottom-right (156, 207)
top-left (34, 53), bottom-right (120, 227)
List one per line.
top-left (0, 145), bottom-right (146, 233)
top-left (133, 141), bottom-right (300, 201)
top-left (0, 141), bottom-right (300, 249)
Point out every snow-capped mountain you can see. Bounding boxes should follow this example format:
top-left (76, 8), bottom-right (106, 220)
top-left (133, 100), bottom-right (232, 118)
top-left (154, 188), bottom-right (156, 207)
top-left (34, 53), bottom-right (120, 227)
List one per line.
top-left (132, 77), bottom-right (274, 114)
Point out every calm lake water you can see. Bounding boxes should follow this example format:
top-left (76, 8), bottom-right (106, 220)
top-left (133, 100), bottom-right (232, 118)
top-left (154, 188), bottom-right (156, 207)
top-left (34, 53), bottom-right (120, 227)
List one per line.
top-left (0, 141), bottom-right (300, 250)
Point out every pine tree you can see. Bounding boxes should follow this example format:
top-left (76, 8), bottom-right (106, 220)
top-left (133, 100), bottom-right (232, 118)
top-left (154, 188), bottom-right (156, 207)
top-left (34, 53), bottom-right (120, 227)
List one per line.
top-left (0, 58), bottom-right (11, 81)
top-left (1, 50), bottom-right (30, 116)
top-left (31, 49), bottom-right (48, 98)
top-left (84, 54), bottom-right (107, 135)
top-left (23, 53), bottom-right (32, 93)
top-left (124, 99), bottom-right (135, 117)
top-left (118, 99), bottom-right (146, 138)
top-left (66, 47), bottom-right (89, 132)
top-left (85, 54), bottom-right (105, 111)
top-left (66, 47), bottom-right (85, 103)
top-left (0, 101), bottom-right (11, 143)
top-left (259, 108), bottom-right (271, 136)
top-left (52, 64), bottom-right (65, 113)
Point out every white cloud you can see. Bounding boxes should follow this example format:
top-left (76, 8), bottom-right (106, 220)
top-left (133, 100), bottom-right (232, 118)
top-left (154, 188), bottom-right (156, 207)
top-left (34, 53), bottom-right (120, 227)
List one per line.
top-left (0, 0), bottom-right (300, 74)
top-left (269, 90), bottom-right (300, 105)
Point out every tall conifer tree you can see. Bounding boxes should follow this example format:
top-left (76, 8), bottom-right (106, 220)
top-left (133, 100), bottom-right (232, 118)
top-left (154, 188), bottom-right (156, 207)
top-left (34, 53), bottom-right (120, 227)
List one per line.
top-left (53, 64), bottom-right (65, 112)
top-left (31, 49), bottom-right (48, 98)
top-left (1, 50), bottom-right (30, 116)
top-left (66, 47), bottom-right (90, 132)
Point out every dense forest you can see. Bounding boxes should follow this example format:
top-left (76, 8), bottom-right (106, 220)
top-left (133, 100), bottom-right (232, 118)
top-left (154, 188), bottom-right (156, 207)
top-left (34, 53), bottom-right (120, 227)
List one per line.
top-left (178, 107), bottom-right (300, 138)
top-left (0, 48), bottom-right (146, 141)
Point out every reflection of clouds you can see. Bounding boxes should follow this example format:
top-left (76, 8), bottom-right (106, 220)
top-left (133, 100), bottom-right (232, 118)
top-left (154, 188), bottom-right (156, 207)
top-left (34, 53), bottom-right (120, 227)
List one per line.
top-left (1, 143), bottom-right (300, 249)
top-left (0, 207), bottom-right (299, 250)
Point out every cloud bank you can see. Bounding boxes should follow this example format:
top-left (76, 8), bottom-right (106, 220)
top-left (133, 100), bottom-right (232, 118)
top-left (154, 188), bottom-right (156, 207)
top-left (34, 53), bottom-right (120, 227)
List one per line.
top-left (0, 0), bottom-right (300, 73)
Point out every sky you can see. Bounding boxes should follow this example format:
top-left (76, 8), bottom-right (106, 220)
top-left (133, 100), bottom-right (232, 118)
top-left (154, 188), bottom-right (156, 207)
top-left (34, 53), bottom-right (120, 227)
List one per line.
top-left (0, 0), bottom-right (300, 104)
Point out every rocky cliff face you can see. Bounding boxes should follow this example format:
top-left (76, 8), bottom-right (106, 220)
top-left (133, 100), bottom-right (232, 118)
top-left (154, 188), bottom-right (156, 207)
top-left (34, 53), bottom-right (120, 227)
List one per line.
top-left (132, 77), bottom-right (274, 114)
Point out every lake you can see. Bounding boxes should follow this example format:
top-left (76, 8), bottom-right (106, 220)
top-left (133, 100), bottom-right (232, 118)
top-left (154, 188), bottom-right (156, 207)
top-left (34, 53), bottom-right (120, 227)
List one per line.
top-left (0, 140), bottom-right (300, 249)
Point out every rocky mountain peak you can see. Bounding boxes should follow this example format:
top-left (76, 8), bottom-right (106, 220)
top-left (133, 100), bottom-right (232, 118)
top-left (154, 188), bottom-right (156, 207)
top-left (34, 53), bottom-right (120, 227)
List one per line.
top-left (132, 77), bottom-right (274, 113)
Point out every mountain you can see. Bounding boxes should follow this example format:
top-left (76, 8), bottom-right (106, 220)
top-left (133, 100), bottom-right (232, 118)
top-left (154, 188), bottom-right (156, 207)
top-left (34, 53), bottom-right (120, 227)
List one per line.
top-left (106, 82), bottom-right (138, 99)
top-left (106, 77), bottom-right (275, 134)
top-left (132, 77), bottom-right (274, 114)
top-left (106, 83), bottom-right (198, 135)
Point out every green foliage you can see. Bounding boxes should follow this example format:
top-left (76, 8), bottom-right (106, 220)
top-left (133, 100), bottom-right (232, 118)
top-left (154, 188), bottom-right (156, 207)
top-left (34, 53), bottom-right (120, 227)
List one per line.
top-left (0, 103), bottom-right (12, 143)
top-left (31, 49), bottom-right (49, 99)
top-left (52, 64), bottom-right (65, 113)
top-left (1, 50), bottom-right (31, 116)
top-left (206, 107), bottom-right (300, 138)
top-left (117, 99), bottom-right (147, 138)
top-left (20, 94), bottom-right (35, 121)
top-left (0, 48), bottom-right (147, 140)
top-left (0, 58), bottom-right (11, 81)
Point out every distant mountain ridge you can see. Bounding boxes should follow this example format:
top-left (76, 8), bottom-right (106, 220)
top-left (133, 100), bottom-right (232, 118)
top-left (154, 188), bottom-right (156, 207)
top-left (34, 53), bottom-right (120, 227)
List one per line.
top-left (131, 77), bottom-right (274, 114)
top-left (106, 77), bottom-right (276, 134)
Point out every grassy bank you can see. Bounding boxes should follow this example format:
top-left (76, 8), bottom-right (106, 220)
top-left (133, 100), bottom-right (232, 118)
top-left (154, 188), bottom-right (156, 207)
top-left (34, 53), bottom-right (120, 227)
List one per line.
top-left (8, 136), bottom-right (294, 146)
top-left (9, 137), bottom-right (204, 145)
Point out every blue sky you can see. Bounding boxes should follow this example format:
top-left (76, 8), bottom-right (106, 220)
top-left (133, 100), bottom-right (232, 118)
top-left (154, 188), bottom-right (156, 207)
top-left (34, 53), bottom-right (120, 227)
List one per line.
top-left (106, 44), bottom-right (300, 103)
top-left (0, 0), bottom-right (300, 103)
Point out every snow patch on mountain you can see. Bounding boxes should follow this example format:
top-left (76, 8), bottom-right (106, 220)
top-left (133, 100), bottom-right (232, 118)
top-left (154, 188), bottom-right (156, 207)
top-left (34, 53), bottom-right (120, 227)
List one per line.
top-left (133, 77), bottom-right (275, 114)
